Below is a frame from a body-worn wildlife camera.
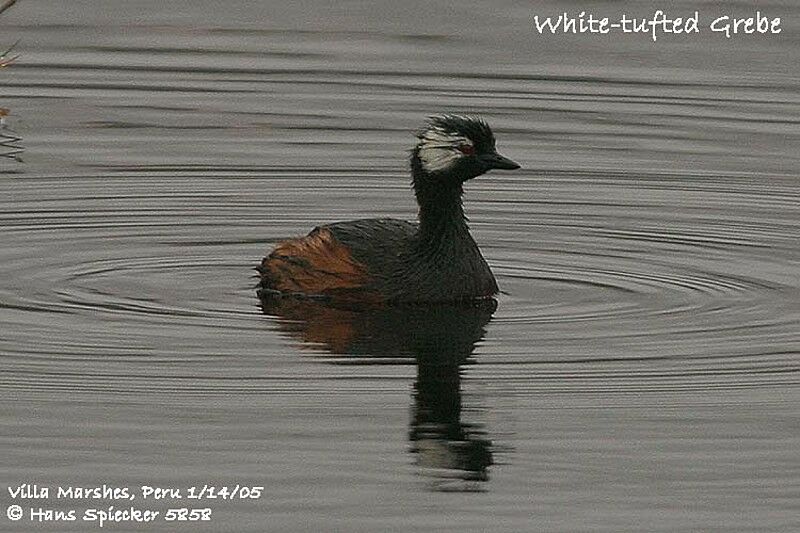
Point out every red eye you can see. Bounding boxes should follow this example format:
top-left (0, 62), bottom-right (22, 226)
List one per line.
top-left (458, 144), bottom-right (476, 155)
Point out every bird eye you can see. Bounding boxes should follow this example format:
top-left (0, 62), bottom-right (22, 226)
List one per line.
top-left (457, 144), bottom-right (476, 155)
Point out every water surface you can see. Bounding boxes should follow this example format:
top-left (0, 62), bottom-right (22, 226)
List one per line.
top-left (1, 1), bottom-right (799, 531)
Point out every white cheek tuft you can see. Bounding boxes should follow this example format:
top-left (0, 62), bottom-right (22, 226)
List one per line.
top-left (417, 128), bottom-right (473, 173)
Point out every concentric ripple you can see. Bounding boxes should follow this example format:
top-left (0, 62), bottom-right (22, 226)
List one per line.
top-left (1, 163), bottom-right (797, 399)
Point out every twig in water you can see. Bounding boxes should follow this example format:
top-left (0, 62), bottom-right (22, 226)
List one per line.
top-left (0, 0), bottom-right (18, 17)
top-left (0, 1), bottom-right (20, 66)
top-left (0, 39), bottom-right (19, 67)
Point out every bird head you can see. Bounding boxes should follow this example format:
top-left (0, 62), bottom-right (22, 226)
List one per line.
top-left (412, 115), bottom-right (519, 186)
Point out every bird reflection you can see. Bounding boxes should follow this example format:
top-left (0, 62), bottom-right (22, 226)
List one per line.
top-left (259, 293), bottom-right (497, 491)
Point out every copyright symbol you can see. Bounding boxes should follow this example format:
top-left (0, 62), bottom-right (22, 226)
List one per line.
top-left (6, 505), bottom-right (23, 521)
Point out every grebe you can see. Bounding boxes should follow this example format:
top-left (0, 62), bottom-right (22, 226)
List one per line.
top-left (257, 115), bottom-right (519, 303)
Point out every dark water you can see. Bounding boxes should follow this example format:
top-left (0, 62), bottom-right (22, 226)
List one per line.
top-left (1, 1), bottom-right (799, 531)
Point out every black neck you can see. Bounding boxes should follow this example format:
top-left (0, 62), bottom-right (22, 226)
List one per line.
top-left (411, 151), bottom-right (472, 251)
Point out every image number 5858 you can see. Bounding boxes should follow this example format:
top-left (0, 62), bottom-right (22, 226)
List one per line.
top-left (164, 508), bottom-right (212, 521)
